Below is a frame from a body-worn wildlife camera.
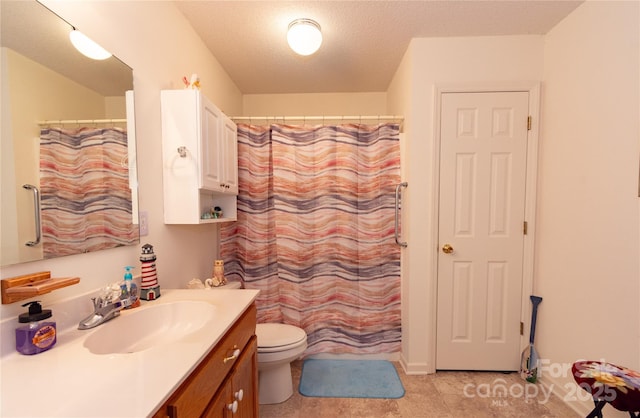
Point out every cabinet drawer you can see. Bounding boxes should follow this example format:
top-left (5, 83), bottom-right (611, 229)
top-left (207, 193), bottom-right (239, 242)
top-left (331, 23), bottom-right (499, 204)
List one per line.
top-left (155, 304), bottom-right (256, 418)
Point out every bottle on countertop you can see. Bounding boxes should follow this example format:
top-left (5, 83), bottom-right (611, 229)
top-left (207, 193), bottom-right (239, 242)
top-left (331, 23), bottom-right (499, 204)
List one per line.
top-left (121, 266), bottom-right (140, 309)
top-left (15, 301), bottom-right (57, 355)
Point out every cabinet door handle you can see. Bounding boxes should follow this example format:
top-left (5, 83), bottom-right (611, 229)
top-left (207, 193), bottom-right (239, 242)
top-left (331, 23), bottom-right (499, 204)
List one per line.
top-left (234, 389), bottom-right (244, 401)
top-left (223, 346), bottom-right (240, 364)
top-left (227, 400), bottom-right (238, 413)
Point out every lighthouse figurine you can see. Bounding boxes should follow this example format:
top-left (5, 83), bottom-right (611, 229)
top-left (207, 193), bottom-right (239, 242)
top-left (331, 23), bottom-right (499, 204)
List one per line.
top-left (140, 243), bottom-right (161, 300)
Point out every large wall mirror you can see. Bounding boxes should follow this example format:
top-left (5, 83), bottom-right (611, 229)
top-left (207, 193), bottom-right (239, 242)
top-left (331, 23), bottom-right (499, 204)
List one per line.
top-left (1, 0), bottom-right (139, 267)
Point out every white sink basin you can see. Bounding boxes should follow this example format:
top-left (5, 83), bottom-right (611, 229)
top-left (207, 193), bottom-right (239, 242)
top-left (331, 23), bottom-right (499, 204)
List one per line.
top-left (83, 301), bottom-right (216, 354)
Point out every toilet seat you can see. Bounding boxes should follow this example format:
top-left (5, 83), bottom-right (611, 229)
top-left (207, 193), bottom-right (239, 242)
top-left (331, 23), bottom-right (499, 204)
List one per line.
top-left (256, 323), bottom-right (307, 353)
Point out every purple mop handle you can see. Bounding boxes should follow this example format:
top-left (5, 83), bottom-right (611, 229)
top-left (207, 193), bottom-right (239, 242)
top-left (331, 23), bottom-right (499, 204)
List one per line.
top-left (529, 295), bottom-right (543, 344)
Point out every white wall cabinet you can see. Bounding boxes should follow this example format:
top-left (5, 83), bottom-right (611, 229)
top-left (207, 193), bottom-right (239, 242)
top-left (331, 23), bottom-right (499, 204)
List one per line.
top-left (161, 89), bottom-right (238, 224)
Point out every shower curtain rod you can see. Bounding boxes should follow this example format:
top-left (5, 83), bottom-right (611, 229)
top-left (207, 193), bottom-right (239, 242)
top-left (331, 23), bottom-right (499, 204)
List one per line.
top-left (230, 115), bottom-right (404, 123)
top-left (37, 118), bottom-right (127, 125)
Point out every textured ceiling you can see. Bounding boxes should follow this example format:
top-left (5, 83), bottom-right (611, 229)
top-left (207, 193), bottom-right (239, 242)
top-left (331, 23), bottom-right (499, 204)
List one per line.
top-left (175, 0), bottom-right (583, 94)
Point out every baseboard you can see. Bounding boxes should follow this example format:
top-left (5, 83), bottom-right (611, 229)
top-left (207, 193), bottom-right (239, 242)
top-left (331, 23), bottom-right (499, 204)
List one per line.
top-left (399, 353), bottom-right (433, 375)
top-left (539, 374), bottom-right (595, 417)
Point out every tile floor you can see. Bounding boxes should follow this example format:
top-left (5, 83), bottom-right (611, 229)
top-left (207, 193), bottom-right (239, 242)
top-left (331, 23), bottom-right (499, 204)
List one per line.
top-left (259, 360), bottom-right (580, 417)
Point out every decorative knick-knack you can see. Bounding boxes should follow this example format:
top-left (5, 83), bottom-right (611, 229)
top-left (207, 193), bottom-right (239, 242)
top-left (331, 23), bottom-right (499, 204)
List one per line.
top-left (187, 278), bottom-right (205, 289)
top-left (182, 73), bottom-right (200, 89)
top-left (140, 243), bottom-right (161, 300)
top-left (213, 259), bottom-right (227, 285)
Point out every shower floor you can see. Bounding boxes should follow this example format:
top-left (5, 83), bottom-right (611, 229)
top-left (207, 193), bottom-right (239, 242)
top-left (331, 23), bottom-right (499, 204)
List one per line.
top-left (258, 360), bottom-right (579, 417)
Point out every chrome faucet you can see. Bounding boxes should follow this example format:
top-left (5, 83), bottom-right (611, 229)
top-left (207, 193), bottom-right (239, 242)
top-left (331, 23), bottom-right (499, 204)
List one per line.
top-left (78, 295), bottom-right (135, 330)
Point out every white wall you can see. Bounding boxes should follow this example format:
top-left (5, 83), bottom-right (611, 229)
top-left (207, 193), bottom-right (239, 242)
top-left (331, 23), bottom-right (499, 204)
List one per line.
top-left (536, 2), bottom-right (639, 415)
top-left (0, 1), bottom-right (242, 319)
top-left (243, 92), bottom-right (388, 116)
top-left (387, 3), bottom-right (639, 416)
top-left (387, 35), bottom-right (545, 373)
top-left (386, 42), bottom-right (417, 371)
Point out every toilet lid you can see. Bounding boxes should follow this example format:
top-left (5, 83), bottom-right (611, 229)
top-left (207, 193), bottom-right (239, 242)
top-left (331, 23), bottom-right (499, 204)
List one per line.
top-left (256, 323), bottom-right (307, 348)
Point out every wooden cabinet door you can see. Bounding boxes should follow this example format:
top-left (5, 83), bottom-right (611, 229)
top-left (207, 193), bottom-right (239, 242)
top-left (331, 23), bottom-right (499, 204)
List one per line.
top-left (201, 337), bottom-right (257, 418)
top-left (232, 337), bottom-right (258, 418)
top-left (201, 378), bottom-right (232, 418)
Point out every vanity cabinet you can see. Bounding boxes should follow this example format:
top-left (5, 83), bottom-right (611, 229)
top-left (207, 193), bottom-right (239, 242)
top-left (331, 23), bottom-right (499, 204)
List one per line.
top-left (203, 338), bottom-right (257, 418)
top-left (161, 89), bottom-right (238, 224)
top-left (152, 304), bottom-right (258, 418)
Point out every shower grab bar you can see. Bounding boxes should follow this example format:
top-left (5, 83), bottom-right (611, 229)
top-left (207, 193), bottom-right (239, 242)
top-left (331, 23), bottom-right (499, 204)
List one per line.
top-left (394, 182), bottom-right (408, 248)
top-left (23, 184), bottom-right (41, 247)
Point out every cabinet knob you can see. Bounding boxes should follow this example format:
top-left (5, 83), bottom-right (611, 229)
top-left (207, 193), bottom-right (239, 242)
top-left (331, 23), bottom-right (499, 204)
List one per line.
top-left (227, 400), bottom-right (238, 413)
top-left (235, 389), bottom-right (244, 401)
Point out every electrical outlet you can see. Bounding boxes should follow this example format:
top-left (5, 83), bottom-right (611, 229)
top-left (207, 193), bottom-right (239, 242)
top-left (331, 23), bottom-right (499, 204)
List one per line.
top-left (139, 210), bottom-right (149, 236)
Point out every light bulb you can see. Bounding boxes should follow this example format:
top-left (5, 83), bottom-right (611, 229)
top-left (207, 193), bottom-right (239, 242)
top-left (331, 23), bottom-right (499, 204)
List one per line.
top-left (287, 19), bottom-right (322, 56)
top-left (69, 29), bottom-right (112, 60)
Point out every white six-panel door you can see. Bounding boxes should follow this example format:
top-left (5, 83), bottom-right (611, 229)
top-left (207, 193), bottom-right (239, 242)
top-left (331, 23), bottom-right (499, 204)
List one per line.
top-left (436, 91), bottom-right (529, 371)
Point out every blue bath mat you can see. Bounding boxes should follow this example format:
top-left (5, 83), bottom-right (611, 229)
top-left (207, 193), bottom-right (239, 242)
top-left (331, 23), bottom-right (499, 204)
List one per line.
top-left (299, 359), bottom-right (405, 399)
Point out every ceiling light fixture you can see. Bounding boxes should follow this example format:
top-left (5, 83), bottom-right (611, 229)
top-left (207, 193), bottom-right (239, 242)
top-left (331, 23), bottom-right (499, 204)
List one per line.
top-left (69, 29), bottom-right (112, 60)
top-left (287, 18), bottom-right (322, 56)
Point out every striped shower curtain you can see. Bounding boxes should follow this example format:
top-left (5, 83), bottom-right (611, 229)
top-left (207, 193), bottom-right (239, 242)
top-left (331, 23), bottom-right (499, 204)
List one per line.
top-left (221, 123), bottom-right (401, 356)
top-left (40, 127), bottom-right (137, 258)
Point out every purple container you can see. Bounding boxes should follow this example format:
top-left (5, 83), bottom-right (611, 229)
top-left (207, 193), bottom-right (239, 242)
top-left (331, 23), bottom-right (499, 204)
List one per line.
top-left (15, 301), bottom-right (57, 355)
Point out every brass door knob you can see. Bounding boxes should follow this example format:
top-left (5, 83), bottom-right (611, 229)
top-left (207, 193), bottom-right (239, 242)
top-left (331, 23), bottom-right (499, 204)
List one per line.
top-left (442, 244), bottom-right (454, 254)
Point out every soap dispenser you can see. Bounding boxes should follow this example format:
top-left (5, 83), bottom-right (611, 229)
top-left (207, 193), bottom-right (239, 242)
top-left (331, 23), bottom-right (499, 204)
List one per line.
top-left (122, 266), bottom-right (140, 309)
top-left (15, 301), bottom-right (57, 355)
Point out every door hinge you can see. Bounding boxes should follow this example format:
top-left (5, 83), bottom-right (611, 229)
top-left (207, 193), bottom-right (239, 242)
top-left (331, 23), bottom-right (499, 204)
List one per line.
top-left (520, 322), bottom-right (524, 336)
top-left (527, 116), bottom-right (532, 131)
top-left (523, 221), bottom-right (528, 235)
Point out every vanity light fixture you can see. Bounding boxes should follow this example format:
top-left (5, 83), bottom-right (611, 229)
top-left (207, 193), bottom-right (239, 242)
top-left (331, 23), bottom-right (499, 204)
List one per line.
top-left (69, 29), bottom-right (112, 60)
top-left (287, 18), bottom-right (323, 56)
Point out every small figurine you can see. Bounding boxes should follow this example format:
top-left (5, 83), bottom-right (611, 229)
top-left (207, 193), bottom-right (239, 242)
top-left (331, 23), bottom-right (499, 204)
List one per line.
top-left (187, 278), bottom-right (205, 289)
top-left (140, 243), bottom-right (161, 300)
top-left (213, 260), bottom-right (227, 285)
top-left (205, 276), bottom-right (224, 287)
top-left (211, 206), bottom-right (223, 219)
top-left (190, 74), bottom-right (200, 89)
top-left (182, 73), bottom-right (200, 89)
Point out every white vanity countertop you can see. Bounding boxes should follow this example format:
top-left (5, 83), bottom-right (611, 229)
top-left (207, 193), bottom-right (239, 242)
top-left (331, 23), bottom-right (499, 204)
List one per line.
top-left (0, 288), bottom-right (259, 418)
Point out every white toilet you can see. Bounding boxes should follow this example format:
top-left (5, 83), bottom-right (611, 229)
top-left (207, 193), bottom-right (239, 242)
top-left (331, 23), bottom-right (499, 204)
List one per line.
top-left (255, 323), bottom-right (307, 404)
